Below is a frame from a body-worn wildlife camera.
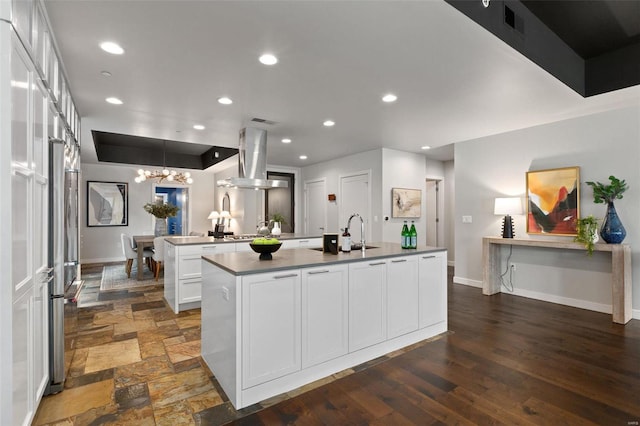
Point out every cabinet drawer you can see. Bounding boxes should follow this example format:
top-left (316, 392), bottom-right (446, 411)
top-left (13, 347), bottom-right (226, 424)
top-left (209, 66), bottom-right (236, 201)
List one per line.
top-left (178, 255), bottom-right (203, 279)
top-left (179, 277), bottom-right (202, 303)
top-left (179, 243), bottom-right (234, 256)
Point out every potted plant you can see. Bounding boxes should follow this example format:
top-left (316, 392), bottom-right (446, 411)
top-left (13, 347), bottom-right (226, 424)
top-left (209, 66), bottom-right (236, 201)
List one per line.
top-left (574, 215), bottom-right (599, 256)
top-left (586, 175), bottom-right (628, 244)
top-left (270, 212), bottom-right (286, 236)
top-left (144, 202), bottom-right (180, 236)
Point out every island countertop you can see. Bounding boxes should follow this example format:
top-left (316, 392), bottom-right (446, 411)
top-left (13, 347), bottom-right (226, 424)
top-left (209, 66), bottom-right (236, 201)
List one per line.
top-left (165, 233), bottom-right (321, 246)
top-left (202, 242), bottom-right (445, 275)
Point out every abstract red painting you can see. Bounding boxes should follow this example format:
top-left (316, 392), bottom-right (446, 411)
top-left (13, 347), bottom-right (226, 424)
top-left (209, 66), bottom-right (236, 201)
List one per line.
top-left (526, 167), bottom-right (580, 235)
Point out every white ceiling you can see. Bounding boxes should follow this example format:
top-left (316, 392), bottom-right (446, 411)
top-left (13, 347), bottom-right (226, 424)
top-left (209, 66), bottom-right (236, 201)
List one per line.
top-left (43, 0), bottom-right (640, 169)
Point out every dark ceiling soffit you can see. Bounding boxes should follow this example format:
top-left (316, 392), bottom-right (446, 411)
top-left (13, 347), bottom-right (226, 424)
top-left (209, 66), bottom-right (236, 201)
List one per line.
top-left (444, 0), bottom-right (640, 98)
top-left (92, 130), bottom-right (238, 170)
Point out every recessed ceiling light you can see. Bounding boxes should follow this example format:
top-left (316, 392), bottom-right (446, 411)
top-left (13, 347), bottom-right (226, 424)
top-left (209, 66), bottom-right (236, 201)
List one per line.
top-left (218, 97), bottom-right (233, 105)
top-left (382, 93), bottom-right (398, 103)
top-left (421, 145), bottom-right (431, 150)
top-left (281, 138), bottom-right (292, 144)
top-left (99, 41), bottom-right (124, 55)
top-left (323, 120), bottom-right (335, 127)
top-left (193, 124), bottom-right (205, 130)
top-left (101, 70), bottom-right (112, 77)
top-left (105, 97), bottom-right (123, 105)
top-left (259, 53), bottom-right (278, 65)
top-left (299, 155), bottom-right (308, 160)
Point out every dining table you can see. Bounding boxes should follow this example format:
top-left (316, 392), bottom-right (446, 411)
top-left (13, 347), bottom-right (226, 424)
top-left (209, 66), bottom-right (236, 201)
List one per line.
top-left (132, 235), bottom-right (155, 280)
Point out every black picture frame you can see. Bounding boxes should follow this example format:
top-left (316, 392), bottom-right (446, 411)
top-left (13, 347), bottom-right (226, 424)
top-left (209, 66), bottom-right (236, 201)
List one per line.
top-left (87, 181), bottom-right (128, 227)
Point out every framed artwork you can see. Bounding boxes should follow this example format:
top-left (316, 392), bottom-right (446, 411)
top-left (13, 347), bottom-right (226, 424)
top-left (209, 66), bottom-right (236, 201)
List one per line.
top-left (87, 181), bottom-right (128, 227)
top-left (391, 188), bottom-right (422, 218)
top-left (526, 166), bottom-right (579, 235)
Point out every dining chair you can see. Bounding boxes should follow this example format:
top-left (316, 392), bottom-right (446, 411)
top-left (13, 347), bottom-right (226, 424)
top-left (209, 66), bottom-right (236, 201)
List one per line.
top-left (121, 234), bottom-right (154, 278)
top-left (152, 236), bottom-right (165, 281)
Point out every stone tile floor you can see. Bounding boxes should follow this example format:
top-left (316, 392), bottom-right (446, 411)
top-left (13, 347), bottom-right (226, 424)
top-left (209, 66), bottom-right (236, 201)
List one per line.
top-left (33, 262), bottom-right (439, 425)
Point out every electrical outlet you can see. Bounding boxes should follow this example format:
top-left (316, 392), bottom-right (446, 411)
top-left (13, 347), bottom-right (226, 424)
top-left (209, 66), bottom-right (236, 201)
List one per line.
top-left (462, 215), bottom-right (472, 223)
top-left (222, 286), bottom-right (230, 301)
top-left (510, 263), bottom-right (516, 271)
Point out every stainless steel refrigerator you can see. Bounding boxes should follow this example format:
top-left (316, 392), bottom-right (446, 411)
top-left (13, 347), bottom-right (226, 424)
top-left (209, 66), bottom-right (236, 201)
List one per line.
top-left (45, 137), bottom-right (80, 395)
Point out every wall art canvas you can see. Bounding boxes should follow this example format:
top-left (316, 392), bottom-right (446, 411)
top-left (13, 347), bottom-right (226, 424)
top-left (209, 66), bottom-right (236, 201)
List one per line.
top-left (526, 167), bottom-right (579, 235)
top-left (391, 188), bottom-right (422, 218)
top-left (87, 181), bottom-right (128, 226)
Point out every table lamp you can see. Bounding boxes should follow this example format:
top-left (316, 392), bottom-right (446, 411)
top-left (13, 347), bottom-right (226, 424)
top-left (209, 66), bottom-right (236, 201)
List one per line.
top-left (494, 197), bottom-right (523, 238)
top-left (208, 211), bottom-right (220, 230)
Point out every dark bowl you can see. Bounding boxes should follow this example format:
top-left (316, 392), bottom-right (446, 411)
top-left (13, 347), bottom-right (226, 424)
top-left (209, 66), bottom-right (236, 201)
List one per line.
top-left (249, 242), bottom-right (283, 260)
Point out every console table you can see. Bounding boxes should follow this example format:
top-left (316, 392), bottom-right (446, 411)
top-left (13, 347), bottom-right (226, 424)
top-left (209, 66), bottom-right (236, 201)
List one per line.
top-left (482, 237), bottom-right (632, 324)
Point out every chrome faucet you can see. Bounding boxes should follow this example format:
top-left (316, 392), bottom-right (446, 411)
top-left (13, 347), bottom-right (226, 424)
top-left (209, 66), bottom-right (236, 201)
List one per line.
top-left (347, 213), bottom-right (365, 252)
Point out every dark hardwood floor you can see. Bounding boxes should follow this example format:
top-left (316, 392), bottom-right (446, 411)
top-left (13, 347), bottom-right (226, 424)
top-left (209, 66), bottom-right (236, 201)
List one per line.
top-left (230, 270), bottom-right (640, 425)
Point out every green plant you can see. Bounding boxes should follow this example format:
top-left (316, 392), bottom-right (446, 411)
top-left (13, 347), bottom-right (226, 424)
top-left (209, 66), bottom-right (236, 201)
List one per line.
top-left (574, 215), bottom-right (599, 256)
top-left (144, 202), bottom-right (179, 218)
top-left (270, 212), bottom-right (287, 224)
top-left (586, 175), bottom-right (628, 204)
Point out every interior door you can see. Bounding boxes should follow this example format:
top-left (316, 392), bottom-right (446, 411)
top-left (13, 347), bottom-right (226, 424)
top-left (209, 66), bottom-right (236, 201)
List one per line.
top-left (339, 171), bottom-right (371, 243)
top-left (304, 179), bottom-right (326, 235)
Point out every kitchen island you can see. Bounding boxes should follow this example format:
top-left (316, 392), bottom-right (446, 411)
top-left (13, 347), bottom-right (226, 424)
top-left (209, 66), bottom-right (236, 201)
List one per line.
top-left (163, 234), bottom-right (321, 313)
top-left (201, 242), bottom-right (447, 409)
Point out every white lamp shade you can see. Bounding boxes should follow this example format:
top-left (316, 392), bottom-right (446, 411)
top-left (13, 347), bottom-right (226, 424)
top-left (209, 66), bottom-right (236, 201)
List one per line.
top-left (494, 197), bottom-right (523, 216)
top-left (220, 210), bottom-right (231, 219)
top-left (207, 211), bottom-right (220, 220)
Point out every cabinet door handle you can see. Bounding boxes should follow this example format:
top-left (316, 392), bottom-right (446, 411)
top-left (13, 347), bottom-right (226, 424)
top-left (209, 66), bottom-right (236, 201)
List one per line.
top-left (369, 261), bottom-right (386, 266)
top-left (203, 246), bottom-right (218, 250)
top-left (274, 273), bottom-right (298, 279)
top-left (391, 259), bottom-right (407, 263)
top-left (422, 255), bottom-right (436, 259)
top-left (308, 270), bottom-right (330, 275)
top-left (298, 240), bottom-right (309, 243)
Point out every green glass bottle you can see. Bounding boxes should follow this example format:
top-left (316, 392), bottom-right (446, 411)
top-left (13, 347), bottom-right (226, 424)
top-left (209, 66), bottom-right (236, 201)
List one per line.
top-left (409, 221), bottom-right (417, 249)
top-left (401, 221), bottom-right (409, 248)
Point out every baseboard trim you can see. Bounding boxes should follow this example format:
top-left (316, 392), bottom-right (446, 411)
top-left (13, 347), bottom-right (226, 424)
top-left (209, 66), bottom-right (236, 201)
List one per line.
top-left (633, 309), bottom-right (640, 320)
top-left (81, 257), bottom-right (123, 265)
top-left (453, 276), bottom-right (482, 288)
top-left (505, 288), bottom-right (612, 314)
top-left (447, 260), bottom-right (455, 267)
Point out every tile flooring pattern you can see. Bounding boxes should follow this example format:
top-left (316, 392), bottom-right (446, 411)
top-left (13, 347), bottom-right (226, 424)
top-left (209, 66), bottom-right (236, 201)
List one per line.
top-left (34, 263), bottom-right (439, 425)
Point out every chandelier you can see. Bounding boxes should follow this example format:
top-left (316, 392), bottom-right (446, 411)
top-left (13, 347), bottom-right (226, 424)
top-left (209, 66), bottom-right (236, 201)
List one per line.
top-left (134, 169), bottom-right (193, 184)
top-left (134, 141), bottom-right (194, 184)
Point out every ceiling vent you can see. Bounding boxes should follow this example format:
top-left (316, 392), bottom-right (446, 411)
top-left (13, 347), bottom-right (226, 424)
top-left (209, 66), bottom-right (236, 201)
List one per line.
top-left (250, 117), bottom-right (277, 125)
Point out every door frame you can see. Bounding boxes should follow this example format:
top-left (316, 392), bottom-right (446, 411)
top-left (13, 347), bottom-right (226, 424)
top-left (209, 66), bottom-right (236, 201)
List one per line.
top-left (151, 183), bottom-right (191, 235)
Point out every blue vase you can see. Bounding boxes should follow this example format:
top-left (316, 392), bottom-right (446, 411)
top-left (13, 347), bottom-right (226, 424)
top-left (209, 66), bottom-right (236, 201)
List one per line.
top-left (600, 202), bottom-right (626, 244)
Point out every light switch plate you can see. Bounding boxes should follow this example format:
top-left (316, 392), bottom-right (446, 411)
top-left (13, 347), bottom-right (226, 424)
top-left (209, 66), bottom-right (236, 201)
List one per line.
top-left (462, 215), bottom-right (472, 223)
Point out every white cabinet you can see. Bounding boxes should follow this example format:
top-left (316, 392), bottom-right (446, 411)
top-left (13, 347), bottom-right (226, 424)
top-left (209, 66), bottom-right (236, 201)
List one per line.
top-left (348, 260), bottom-right (387, 352)
top-left (387, 256), bottom-right (419, 339)
top-left (280, 237), bottom-right (322, 249)
top-left (301, 265), bottom-right (348, 368)
top-left (419, 252), bottom-right (447, 328)
top-left (235, 242), bottom-right (253, 252)
top-left (242, 271), bottom-right (301, 388)
top-left (165, 242), bottom-right (235, 313)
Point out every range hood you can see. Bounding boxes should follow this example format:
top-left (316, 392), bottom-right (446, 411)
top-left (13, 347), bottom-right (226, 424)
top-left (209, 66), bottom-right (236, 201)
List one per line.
top-left (217, 127), bottom-right (288, 189)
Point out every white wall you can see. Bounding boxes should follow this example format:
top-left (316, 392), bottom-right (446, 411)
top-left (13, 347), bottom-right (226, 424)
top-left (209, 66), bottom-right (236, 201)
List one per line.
top-left (381, 148), bottom-right (429, 244)
top-left (454, 106), bottom-right (640, 316)
top-left (302, 149), bottom-right (383, 239)
top-left (80, 162), bottom-right (216, 263)
top-left (444, 160), bottom-right (455, 265)
top-left (301, 147), bottom-right (450, 248)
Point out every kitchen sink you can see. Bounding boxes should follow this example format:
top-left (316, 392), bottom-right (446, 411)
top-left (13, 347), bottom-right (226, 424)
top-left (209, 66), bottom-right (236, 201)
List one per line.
top-left (309, 245), bottom-right (378, 252)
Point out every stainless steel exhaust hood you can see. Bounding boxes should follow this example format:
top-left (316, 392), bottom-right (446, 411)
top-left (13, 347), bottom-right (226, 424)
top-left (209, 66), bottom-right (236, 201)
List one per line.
top-left (217, 127), bottom-right (288, 189)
